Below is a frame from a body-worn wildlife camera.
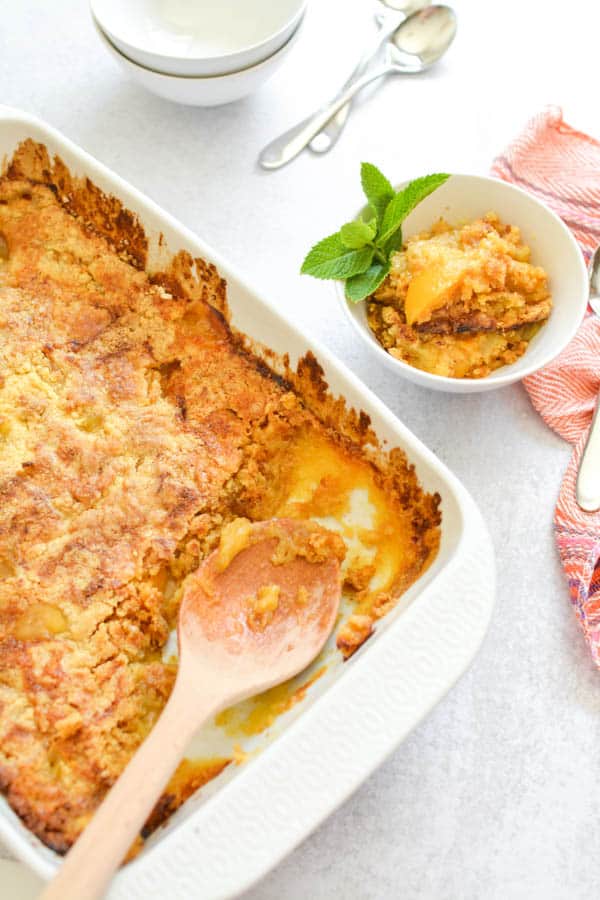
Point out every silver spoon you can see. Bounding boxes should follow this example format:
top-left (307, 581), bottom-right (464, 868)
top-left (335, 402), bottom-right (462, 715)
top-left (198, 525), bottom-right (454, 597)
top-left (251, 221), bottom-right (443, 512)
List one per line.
top-left (576, 246), bottom-right (600, 512)
top-left (309, 0), bottom-right (431, 155)
top-left (259, 6), bottom-right (457, 171)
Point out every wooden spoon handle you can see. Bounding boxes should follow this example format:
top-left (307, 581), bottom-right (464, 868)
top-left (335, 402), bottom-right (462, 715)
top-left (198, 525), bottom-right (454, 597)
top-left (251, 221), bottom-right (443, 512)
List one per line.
top-left (40, 682), bottom-right (217, 900)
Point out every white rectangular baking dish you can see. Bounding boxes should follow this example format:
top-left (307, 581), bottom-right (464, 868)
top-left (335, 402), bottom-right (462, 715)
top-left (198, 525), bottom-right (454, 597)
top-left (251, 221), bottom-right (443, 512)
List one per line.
top-left (0, 107), bottom-right (495, 899)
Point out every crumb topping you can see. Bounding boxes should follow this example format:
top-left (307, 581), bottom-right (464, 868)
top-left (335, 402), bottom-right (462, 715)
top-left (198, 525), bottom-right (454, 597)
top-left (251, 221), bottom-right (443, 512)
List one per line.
top-left (246, 585), bottom-right (281, 632)
top-left (0, 153), bottom-right (440, 853)
top-left (368, 213), bottom-right (551, 378)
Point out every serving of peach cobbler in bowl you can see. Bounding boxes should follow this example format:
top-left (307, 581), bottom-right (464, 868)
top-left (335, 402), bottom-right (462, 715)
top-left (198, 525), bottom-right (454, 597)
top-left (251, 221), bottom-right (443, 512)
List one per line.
top-left (339, 174), bottom-right (588, 393)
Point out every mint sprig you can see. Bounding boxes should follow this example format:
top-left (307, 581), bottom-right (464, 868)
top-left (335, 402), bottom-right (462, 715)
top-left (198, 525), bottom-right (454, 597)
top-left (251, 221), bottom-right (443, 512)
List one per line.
top-left (300, 164), bottom-right (450, 303)
top-left (360, 162), bottom-right (394, 226)
top-left (340, 218), bottom-right (376, 249)
top-left (345, 262), bottom-right (390, 303)
top-left (300, 232), bottom-right (374, 280)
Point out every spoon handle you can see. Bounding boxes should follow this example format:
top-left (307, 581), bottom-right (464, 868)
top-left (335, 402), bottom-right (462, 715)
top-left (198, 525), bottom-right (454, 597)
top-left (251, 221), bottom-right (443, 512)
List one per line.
top-left (39, 680), bottom-right (218, 900)
top-left (308, 10), bottom-right (405, 155)
top-left (259, 62), bottom-right (393, 170)
top-left (576, 388), bottom-right (600, 512)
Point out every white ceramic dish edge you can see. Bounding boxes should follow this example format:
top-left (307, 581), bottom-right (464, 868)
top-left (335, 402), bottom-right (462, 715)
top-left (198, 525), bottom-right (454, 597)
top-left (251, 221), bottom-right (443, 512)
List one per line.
top-left (338, 174), bottom-right (588, 394)
top-left (90, 0), bottom-right (307, 77)
top-left (0, 108), bottom-right (496, 899)
top-left (92, 13), bottom-right (303, 107)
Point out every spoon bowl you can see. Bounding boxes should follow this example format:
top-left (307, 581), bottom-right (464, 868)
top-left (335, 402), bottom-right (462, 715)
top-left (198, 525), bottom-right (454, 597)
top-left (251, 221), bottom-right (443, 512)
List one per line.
top-left (575, 244), bottom-right (600, 512)
top-left (390, 4), bottom-right (457, 67)
top-left (259, 5), bottom-right (457, 170)
top-left (588, 244), bottom-right (600, 315)
top-left (179, 518), bottom-right (343, 702)
top-left (41, 517), bottom-right (342, 900)
top-left (310, 0), bottom-right (432, 154)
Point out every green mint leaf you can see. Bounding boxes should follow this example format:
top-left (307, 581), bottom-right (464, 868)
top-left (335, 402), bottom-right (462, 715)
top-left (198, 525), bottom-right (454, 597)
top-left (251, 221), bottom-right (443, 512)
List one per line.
top-left (301, 232), bottom-right (374, 280)
top-left (378, 173), bottom-right (450, 246)
top-left (383, 225), bottom-right (403, 258)
top-left (339, 218), bottom-right (377, 250)
top-left (301, 166), bottom-right (450, 300)
top-left (364, 207), bottom-right (377, 227)
top-left (345, 261), bottom-right (390, 303)
top-left (361, 162), bottom-right (394, 224)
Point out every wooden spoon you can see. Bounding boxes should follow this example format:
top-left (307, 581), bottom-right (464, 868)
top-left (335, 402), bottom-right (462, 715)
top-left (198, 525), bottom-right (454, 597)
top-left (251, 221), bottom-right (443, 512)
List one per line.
top-left (40, 518), bottom-right (342, 900)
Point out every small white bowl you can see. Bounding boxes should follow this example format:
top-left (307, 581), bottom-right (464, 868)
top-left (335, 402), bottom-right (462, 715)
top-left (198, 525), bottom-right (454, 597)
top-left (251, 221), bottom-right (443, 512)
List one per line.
top-left (91, 0), bottom-right (307, 77)
top-left (338, 174), bottom-right (588, 394)
top-left (93, 14), bottom-right (302, 107)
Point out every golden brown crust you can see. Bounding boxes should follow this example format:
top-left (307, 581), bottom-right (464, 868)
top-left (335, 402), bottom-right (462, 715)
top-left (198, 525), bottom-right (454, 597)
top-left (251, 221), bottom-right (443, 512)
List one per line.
top-left (0, 142), bottom-right (441, 852)
top-left (336, 615), bottom-right (374, 659)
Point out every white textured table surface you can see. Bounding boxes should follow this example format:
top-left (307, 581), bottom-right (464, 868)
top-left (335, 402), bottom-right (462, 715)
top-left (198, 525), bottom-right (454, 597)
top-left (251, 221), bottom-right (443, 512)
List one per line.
top-left (2, 1), bottom-right (600, 898)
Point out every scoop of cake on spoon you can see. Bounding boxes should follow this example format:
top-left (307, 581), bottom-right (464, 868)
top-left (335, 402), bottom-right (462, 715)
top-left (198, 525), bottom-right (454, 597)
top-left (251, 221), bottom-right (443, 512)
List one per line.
top-left (40, 517), bottom-right (344, 900)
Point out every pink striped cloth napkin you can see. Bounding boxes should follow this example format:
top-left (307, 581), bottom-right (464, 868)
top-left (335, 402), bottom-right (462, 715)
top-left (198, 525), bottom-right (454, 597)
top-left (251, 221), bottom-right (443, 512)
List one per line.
top-left (491, 107), bottom-right (600, 665)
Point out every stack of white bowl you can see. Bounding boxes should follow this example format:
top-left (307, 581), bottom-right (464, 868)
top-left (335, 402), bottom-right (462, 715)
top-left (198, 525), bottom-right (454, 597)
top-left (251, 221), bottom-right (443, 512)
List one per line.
top-left (91, 0), bottom-right (307, 106)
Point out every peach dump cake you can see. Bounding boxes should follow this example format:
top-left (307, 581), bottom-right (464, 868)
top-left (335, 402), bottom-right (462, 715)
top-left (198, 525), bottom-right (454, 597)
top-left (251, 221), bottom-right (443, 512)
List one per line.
top-left (368, 214), bottom-right (552, 378)
top-left (0, 141), bottom-right (440, 853)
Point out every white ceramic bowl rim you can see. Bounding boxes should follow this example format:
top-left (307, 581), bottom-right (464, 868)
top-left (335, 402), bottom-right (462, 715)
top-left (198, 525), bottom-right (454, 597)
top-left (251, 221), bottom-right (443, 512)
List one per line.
top-left (339, 173), bottom-right (588, 391)
top-left (91, 0), bottom-right (306, 65)
top-left (93, 12), bottom-right (303, 80)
